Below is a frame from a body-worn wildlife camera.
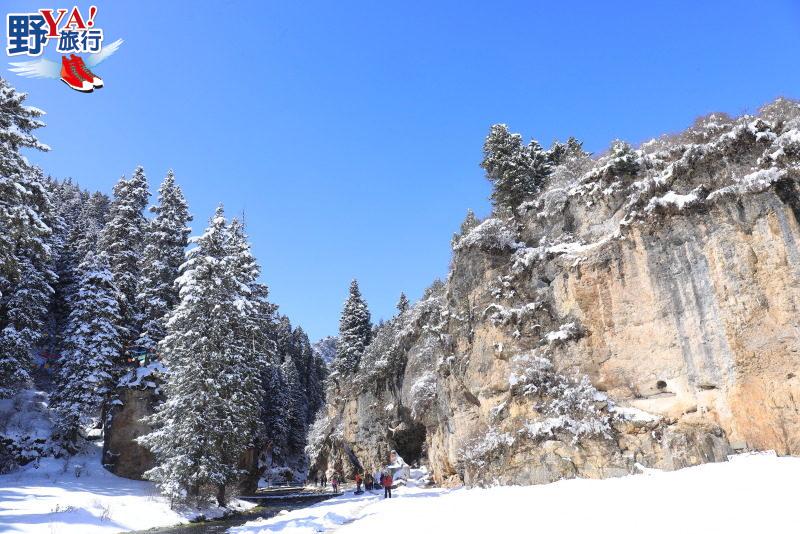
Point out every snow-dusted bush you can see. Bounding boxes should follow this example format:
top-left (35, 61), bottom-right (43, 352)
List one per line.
top-left (584, 140), bottom-right (641, 184)
top-left (509, 353), bottom-right (611, 443)
top-left (544, 322), bottom-right (582, 344)
top-left (409, 372), bottom-right (437, 419)
top-left (460, 427), bottom-right (515, 470)
top-left (452, 218), bottom-right (522, 253)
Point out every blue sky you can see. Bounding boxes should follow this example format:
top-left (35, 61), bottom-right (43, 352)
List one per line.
top-left (5, 1), bottom-right (800, 340)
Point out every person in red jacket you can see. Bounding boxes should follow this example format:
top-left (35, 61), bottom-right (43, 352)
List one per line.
top-left (382, 472), bottom-right (393, 499)
top-left (355, 472), bottom-right (363, 493)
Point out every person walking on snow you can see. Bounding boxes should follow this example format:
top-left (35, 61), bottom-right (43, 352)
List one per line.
top-left (331, 476), bottom-right (339, 493)
top-left (355, 472), bottom-right (363, 493)
top-left (364, 472), bottom-right (373, 491)
top-left (382, 472), bottom-right (393, 499)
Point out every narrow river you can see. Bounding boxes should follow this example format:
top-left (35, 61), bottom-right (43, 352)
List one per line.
top-left (135, 492), bottom-right (338, 534)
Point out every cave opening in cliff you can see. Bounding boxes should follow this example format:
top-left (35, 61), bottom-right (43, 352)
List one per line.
top-left (391, 420), bottom-right (427, 465)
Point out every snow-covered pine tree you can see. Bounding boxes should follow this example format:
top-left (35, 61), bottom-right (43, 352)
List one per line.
top-left (0, 78), bottom-right (50, 301)
top-left (332, 279), bottom-right (372, 376)
top-left (396, 292), bottom-right (409, 314)
top-left (226, 218), bottom-right (270, 453)
top-left (51, 251), bottom-right (122, 447)
top-left (0, 80), bottom-right (53, 396)
top-left (481, 124), bottom-right (551, 211)
top-left (48, 181), bottom-right (85, 349)
top-left (606, 140), bottom-right (640, 177)
top-left (293, 327), bottom-right (324, 420)
top-left (281, 355), bottom-right (308, 456)
top-left (310, 350), bottom-right (327, 413)
top-left (0, 256), bottom-right (52, 397)
top-left (100, 167), bottom-right (149, 350)
top-left (138, 207), bottom-right (264, 506)
top-left (451, 209), bottom-right (479, 248)
top-left (261, 359), bottom-right (289, 462)
top-left (136, 171), bottom-right (192, 353)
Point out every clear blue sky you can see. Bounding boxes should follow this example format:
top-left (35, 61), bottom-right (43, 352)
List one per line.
top-left (6, 1), bottom-right (800, 340)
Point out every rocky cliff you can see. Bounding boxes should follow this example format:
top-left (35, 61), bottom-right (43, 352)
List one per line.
top-left (102, 364), bottom-right (163, 480)
top-left (308, 98), bottom-right (800, 487)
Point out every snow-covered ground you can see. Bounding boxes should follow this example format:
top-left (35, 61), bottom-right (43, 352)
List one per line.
top-left (0, 442), bottom-right (253, 533)
top-left (232, 452), bottom-right (799, 534)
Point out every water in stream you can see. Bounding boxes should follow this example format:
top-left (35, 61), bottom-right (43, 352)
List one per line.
top-left (136, 493), bottom-right (337, 534)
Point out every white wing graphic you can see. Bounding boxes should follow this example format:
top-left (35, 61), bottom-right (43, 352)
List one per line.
top-left (85, 38), bottom-right (124, 67)
top-left (8, 38), bottom-right (123, 79)
top-left (9, 58), bottom-right (60, 79)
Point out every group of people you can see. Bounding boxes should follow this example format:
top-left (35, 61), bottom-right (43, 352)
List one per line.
top-left (314, 469), bottom-right (394, 498)
top-left (355, 470), bottom-right (395, 498)
top-left (314, 473), bottom-right (339, 493)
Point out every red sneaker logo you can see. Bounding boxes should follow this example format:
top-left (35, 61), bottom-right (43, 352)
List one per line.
top-left (8, 38), bottom-right (122, 93)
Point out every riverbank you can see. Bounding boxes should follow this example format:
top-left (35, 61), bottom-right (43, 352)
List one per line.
top-left (0, 442), bottom-right (254, 533)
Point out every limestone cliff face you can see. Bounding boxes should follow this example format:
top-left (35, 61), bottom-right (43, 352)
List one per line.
top-left (308, 99), bottom-right (800, 486)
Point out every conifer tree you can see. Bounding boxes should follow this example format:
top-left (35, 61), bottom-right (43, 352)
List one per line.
top-left (51, 252), bottom-right (122, 447)
top-left (606, 140), bottom-right (640, 177)
top-left (281, 356), bottom-right (307, 454)
top-left (48, 181), bottom-right (85, 348)
top-left (100, 167), bottom-right (149, 348)
top-left (0, 256), bottom-right (52, 396)
top-left (137, 171), bottom-right (192, 353)
top-left (451, 209), bottom-right (480, 248)
top-left (396, 292), bottom-right (409, 314)
top-left (0, 80), bottom-right (53, 395)
top-left (0, 79), bottom-right (50, 301)
top-left (261, 359), bottom-right (289, 461)
top-left (138, 207), bottom-right (264, 506)
top-left (332, 279), bottom-right (372, 376)
top-left (481, 124), bottom-right (551, 211)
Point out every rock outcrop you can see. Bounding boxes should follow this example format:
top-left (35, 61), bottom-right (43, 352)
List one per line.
top-left (308, 98), bottom-right (800, 487)
top-left (103, 385), bottom-right (160, 479)
top-left (102, 363), bottom-right (167, 479)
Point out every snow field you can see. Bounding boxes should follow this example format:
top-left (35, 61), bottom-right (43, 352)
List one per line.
top-left (232, 452), bottom-right (799, 534)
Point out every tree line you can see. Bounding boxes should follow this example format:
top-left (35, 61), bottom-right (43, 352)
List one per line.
top-left (0, 78), bottom-right (325, 505)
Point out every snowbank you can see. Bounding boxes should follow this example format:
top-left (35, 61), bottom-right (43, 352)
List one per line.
top-left (232, 453), bottom-right (799, 534)
top-left (0, 442), bottom-right (253, 533)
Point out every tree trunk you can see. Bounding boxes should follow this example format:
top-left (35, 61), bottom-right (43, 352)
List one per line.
top-left (216, 484), bottom-right (226, 507)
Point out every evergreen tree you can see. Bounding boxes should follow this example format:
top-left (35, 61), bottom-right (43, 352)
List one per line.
top-left (0, 78), bottom-right (50, 301)
top-left (260, 359), bottom-right (289, 461)
top-left (606, 140), bottom-right (640, 177)
top-left (100, 167), bottom-right (149, 348)
top-left (137, 171), bottom-right (192, 353)
top-left (281, 356), bottom-right (307, 454)
top-left (138, 207), bottom-right (264, 506)
top-left (0, 256), bottom-right (52, 396)
top-left (0, 80), bottom-right (54, 396)
top-left (48, 181), bottom-right (85, 349)
top-left (547, 136), bottom-right (587, 166)
top-left (396, 292), bottom-right (409, 314)
top-left (291, 326), bottom-right (322, 421)
top-left (51, 252), bottom-right (122, 447)
top-left (481, 124), bottom-right (551, 211)
top-left (451, 209), bottom-right (479, 248)
top-left (332, 279), bottom-right (372, 376)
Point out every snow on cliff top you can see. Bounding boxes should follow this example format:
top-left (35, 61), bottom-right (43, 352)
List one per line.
top-left (232, 452), bottom-right (798, 534)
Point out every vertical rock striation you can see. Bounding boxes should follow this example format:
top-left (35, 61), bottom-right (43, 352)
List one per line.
top-left (309, 98), bottom-right (800, 486)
